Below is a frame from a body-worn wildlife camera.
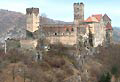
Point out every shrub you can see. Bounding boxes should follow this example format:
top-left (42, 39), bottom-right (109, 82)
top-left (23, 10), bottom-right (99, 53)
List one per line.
top-left (3, 49), bottom-right (28, 63)
top-left (99, 72), bottom-right (111, 82)
top-left (39, 62), bottom-right (51, 71)
top-left (111, 66), bottom-right (118, 76)
top-left (45, 56), bottom-right (65, 68)
top-left (55, 70), bottom-right (65, 82)
top-left (50, 58), bottom-right (65, 68)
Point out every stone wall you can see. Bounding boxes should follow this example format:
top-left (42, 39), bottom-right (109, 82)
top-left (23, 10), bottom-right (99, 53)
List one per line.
top-left (94, 21), bottom-right (105, 47)
top-left (46, 35), bottom-right (77, 46)
top-left (6, 39), bottom-right (20, 50)
top-left (106, 30), bottom-right (113, 45)
top-left (85, 19), bottom-right (106, 47)
top-left (20, 39), bottom-right (38, 49)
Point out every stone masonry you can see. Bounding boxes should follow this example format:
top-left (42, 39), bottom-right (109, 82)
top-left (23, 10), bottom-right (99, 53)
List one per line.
top-left (25, 2), bottom-right (113, 48)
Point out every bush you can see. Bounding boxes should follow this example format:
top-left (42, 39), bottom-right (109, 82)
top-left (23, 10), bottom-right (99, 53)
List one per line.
top-left (39, 62), bottom-right (51, 71)
top-left (111, 66), bottom-right (118, 76)
top-left (95, 44), bottom-right (120, 77)
top-left (99, 72), bottom-right (111, 82)
top-left (55, 70), bottom-right (65, 82)
top-left (3, 49), bottom-right (28, 63)
top-left (48, 57), bottom-right (65, 68)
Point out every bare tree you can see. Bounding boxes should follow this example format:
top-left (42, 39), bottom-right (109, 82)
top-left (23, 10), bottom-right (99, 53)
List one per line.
top-left (12, 65), bottom-right (15, 82)
top-left (23, 67), bottom-right (26, 82)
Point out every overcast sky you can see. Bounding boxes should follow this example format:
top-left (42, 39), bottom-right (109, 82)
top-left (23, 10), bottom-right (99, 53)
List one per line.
top-left (0, 0), bottom-right (120, 27)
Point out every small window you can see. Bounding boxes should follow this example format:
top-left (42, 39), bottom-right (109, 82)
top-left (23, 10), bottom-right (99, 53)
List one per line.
top-left (55, 33), bottom-right (57, 35)
top-left (71, 28), bottom-right (74, 31)
top-left (77, 8), bottom-right (79, 11)
top-left (66, 28), bottom-right (69, 32)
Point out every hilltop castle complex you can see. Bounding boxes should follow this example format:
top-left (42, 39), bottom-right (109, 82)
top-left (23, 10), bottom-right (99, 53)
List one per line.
top-left (25, 2), bottom-right (113, 49)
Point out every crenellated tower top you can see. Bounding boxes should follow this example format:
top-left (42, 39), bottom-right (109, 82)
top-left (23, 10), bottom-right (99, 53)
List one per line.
top-left (26, 7), bottom-right (39, 16)
top-left (74, 2), bottom-right (84, 25)
top-left (26, 7), bottom-right (40, 33)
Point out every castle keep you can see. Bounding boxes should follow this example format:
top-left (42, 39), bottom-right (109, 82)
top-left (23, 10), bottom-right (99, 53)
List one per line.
top-left (24, 2), bottom-right (113, 49)
top-left (26, 8), bottom-right (39, 32)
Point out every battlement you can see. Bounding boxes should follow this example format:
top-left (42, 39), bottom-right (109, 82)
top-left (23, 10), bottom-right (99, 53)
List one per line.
top-left (74, 2), bottom-right (84, 22)
top-left (26, 7), bottom-right (39, 15)
top-left (74, 3), bottom-right (79, 5)
top-left (74, 2), bottom-right (84, 6)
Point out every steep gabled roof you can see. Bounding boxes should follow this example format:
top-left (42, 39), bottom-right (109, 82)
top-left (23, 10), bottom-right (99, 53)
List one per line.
top-left (85, 14), bottom-right (103, 23)
top-left (106, 22), bottom-right (112, 30)
top-left (84, 16), bottom-right (99, 23)
top-left (103, 14), bottom-right (111, 21)
top-left (92, 14), bottom-right (102, 22)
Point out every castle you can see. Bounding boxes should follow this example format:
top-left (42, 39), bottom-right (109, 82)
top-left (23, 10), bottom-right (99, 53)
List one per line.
top-left (24, 2), bottom-right (113, 49)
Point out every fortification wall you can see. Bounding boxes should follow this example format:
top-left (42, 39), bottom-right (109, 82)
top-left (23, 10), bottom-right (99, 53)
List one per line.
top-left (6, 39), bottom-right (20, 50)
top-left (20, 39), bottom-right (38, 49)
top-left (46, 35), bottom-right (77, 45)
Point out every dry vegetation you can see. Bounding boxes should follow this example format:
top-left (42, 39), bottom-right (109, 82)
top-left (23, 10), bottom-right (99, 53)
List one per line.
top-left (83, 44), bottom-right (120, 82)
top-left (94, 44), bottom-right (120, 75)
top-left (0, 45), bottom-right (78, 82)
top-left (0, 43), bottom-right (120, 82)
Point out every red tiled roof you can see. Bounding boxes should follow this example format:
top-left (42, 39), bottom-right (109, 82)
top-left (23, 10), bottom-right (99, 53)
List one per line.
top-left (92, 14), bottom-right (102, 22)
top-left (106, 22), bottom-right (112, 30)
top-left (84, 16), bottom-right (99, 23)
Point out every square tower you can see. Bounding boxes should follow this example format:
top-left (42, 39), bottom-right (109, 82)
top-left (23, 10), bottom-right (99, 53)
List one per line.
top-left (74, 2), bottom-right (85, 50)
top-left (74, 2), bottom-right (84, 25)
top-left (26, 8), bottom-right (39, 33)
top-left (74, 2), bottom-right (85, 36)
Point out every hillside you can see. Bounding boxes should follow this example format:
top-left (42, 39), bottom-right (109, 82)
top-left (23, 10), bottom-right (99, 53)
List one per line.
top-left (0, 9), bottom-right (69, 33)
top-left (0, 9), bottom-right (25, 42)
top-left (113, 27), bottom-right (120, 43)
top-left (0, 9), bottom-right (70, 43)
top-left (0, 9), bottom-right (25, 35)
top-left (0, 44), bottom-right (120, 82)
top-left (0, 46), bottom-right (80, 82)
